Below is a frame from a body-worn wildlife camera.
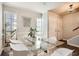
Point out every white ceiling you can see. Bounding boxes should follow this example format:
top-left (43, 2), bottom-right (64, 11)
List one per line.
top-left (3, 2), bottom-right (65, 13)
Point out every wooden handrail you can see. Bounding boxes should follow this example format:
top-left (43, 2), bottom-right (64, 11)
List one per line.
top-left (73, 26), bottom-right (79, 31)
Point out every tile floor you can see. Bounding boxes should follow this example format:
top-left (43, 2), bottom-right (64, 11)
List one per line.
top-left (1, 41), bottom-right (79, 56)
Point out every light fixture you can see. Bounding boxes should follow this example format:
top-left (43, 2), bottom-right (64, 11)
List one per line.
top-left (69, 4), bottom-right (73, 9)
top-left (68, 4), bottom-right (73, 13)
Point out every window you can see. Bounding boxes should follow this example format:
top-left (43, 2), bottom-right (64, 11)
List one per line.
top-left (5, 11), bottom-right (17, 32)
top-left (4, 11), bottom-right (17, 40)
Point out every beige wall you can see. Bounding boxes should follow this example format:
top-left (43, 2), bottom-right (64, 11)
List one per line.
top-left (63, 12), bottom-right (79, 39)
top-left (48, 11), bottom-right (79, 40)
top-left (4, 5), bottom-right (41, 40)
top-left (48, 11), bottom-right (63, 40)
